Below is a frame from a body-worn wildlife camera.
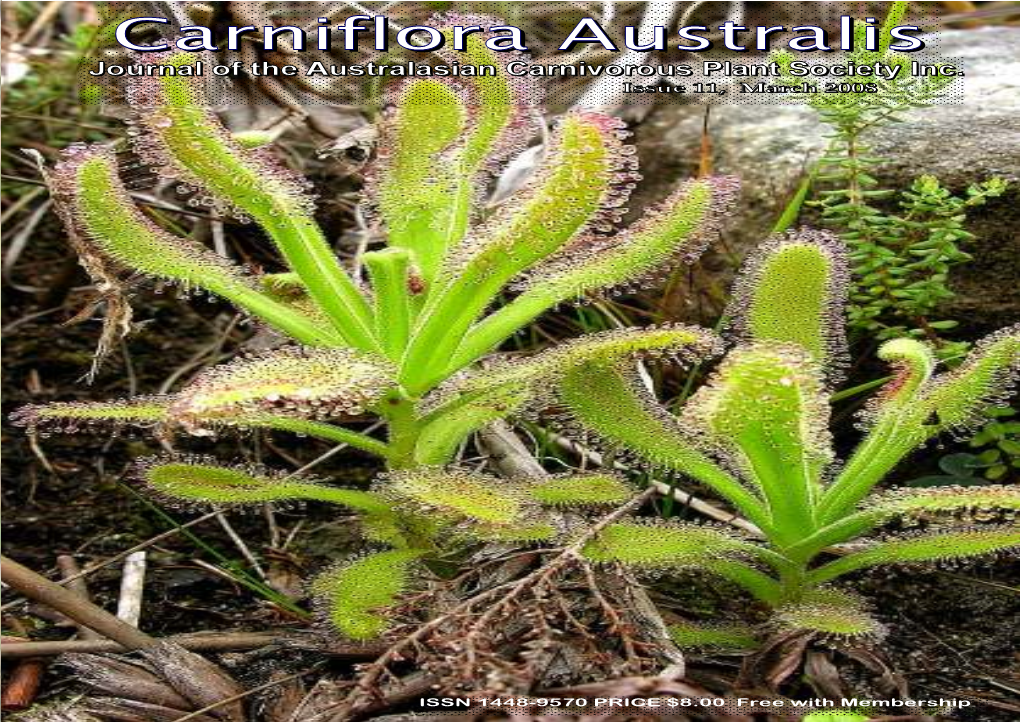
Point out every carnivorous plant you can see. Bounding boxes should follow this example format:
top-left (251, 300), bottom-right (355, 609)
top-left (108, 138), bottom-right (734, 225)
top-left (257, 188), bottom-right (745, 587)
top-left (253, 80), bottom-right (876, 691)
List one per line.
top-left (567, 231), bottom-right (1020, 644)
top-left (13, 20), bottom-right (737, 638)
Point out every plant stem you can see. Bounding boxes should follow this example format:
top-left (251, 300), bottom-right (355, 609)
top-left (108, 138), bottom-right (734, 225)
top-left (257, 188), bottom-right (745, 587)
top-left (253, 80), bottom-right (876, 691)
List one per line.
top-left (363, 248), bottom-right (412, 359)
top-left (251, 417), bottom-right (390, 459)
top-left (260, 215), bottom-right (380, 351)
top-left (382, 395), bottom-right (424, 469)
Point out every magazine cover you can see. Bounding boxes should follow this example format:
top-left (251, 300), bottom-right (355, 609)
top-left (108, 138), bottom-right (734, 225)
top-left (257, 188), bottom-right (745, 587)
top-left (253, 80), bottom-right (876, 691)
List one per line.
top-left (2, 2), bottom-right (1018, 719)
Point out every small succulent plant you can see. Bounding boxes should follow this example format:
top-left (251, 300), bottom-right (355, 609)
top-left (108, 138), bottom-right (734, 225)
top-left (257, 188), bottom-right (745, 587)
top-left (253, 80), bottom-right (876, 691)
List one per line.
top-left (13, 19), bottom-right (736, 639)
top-left (563, 231), bottom-right (1020, 645)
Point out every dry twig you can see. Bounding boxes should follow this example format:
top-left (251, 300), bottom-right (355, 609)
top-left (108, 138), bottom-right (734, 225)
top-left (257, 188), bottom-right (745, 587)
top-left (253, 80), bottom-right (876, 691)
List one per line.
top-left (1, 555), bottom-right (156, 650)
top-left (1, 632), bottom-right (383, 659)
top-left (115, 551), bottom-right (148, 628)
top-left (321, 487), bottom-right (657, 721)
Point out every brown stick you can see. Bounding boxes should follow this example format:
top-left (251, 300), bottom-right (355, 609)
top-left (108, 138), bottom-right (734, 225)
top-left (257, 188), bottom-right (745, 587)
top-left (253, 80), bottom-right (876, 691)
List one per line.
top-left (0, 658), bottom-right (46, 710)
top-left (0, 622), bottom-right (46, 712)
top-left (1, 555), bottom-right (156, 651)
top-left (56, 554), bottom-right (102, 640)
top-left (0, 632), bottom-right (294, 659)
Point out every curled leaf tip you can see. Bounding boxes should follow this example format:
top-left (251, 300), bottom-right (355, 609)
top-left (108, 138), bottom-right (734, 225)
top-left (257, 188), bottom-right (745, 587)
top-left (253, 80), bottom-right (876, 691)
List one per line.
top-left (859, 337), bottom-right (937, 427)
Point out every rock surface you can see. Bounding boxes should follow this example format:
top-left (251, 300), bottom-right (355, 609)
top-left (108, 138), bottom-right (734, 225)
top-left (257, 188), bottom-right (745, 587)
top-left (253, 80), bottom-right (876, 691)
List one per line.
top-left (633, 27), bottom-right (1020, 333)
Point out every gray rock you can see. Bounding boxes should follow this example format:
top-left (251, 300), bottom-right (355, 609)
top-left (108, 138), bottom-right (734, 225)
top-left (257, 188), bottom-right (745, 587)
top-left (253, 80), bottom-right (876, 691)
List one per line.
top-left (633, 27), bottom-right (1020, 333)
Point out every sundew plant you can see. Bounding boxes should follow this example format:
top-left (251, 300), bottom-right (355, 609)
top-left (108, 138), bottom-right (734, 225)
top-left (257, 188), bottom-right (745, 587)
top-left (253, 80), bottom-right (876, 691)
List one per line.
top-left (567, 232), bottom-right (1019, 644)
top-left (13, 20), bottom-right (738, 639)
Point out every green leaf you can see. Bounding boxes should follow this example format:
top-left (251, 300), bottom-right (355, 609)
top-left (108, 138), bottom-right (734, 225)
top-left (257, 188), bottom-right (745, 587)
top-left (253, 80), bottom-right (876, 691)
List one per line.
top-left (48, 146), bottom-right (335, 346)
top-left (705, 559), bottom-right (784, 604)
top-left (801, 713), bottom-right (870, 722)
top-left (363, 247), bottom-right (413, 359)
top-left (773, 602), bottom-right (884, 640)
top-left (808, 525), bottom-right (1020, 585)
top-left (581, 520), bottom-right (752, 569)
top-left (413, 391), bottom-right (527, 466)
top-left (370, 17), bottom-right (542, 283)
top-left (727, 229), bottom-right (849, 375)
top-left (417, 325), bottom-right (722, 462)
top-left (558, 360), bottom-right (771, 532)
top-left (128, 51), bottom-right (376, 349)
top-left (59, 147), bottom-right (250, 291)
top-left (402, 112), bottom-right (635, 390)
top-left (986, 465), bottom-right (1007, 481)
top-left (867, 484), bottom-right (1020, 519)
top-left (455, 176), bottom-right (739, 368)
top-left (371, 79), bottom-right (468, 282)
top-left (232, 129), bottom-right (280, 149)
top-left (12, 394), bottom-right (390, 457)
top-left (469, 519), bottom-right (559, 543)
top-left (819, 328), bottom-right (1017, 524)
top-left (921, 324), bottom-right (1019, 434)
top-left (170, 347), bottom-right (395, 427)
top-left (526, 472), bottom-right (633, 507)
top-left (11, 396), bottom-right (172, 434)
top-left (433, 15), bottom-right (540, 171)
top-left (846, 337), bottom-right (937, 413)
top-left (311, 549), bottom-right (424, 640)
top-left (521, 175), bottom-right (738, 301)
top-left (431, 324), bottom-right (720, 417)
top-left (1000, 439), bottom-right (1020, 455)
top-left (440, 112), bottom-right (632, 286)
top-left (786, 485), bottom-right (1020, 563)
top-left (135, 455), bottom-right (391, 512)
top-left (668, 621), bottom-right (758, 650)
top-left (681, 342), bottom-right (832, 544)
top-left (376, 468), bottom-right (528, 526)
